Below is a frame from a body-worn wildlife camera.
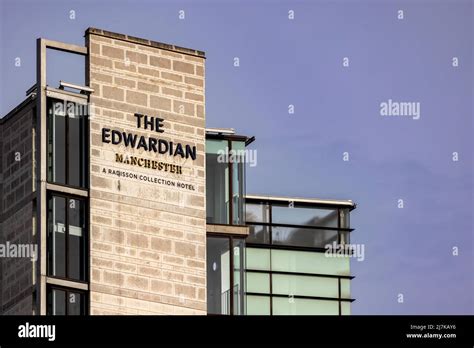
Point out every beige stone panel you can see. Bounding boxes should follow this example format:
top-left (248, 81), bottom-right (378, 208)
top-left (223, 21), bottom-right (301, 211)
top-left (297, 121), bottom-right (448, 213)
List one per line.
top-left (173, 100), bottom-right (195, 117)
top-left (185, 92), bottom-right (204, 102)
top-left (126, 90), bottom-right (148, 106)
top-left (160, 50), bottom-right (183, 59)
top-left (90, 55), bottom-right (113, 68)
top-left (162, 87), bottom-right (183, 98)
top-left (114, 77), bottom-right (136, 88)
top-left (161, 71), bottom-right (183, 82)
top-left (137, 81), bottom-right (160, 94)
top-left (149, 95), bottom-right (172, 111)
top-left (126, 50), bottom-right (147, 64)
top-left (149, 56), bottom-right (171, 69)
top-left (196, 65), bottom-right (204, 77)
top-left (173, 61), bottom-right (195, 74)
top-left (102, 86), bottom-right (124, 101)
top-left (88, 32), bottom-right (206, 315)
top-left (185, 76), bottom-right (203, 88)
top-left (114, 61), bottom-right (137, 73)
top-left (102, 45), bottom-right (124, 59)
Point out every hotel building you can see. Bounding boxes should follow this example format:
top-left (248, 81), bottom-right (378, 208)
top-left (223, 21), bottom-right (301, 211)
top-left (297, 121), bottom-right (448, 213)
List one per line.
top-left (0, 28), bottom-right (356, 315)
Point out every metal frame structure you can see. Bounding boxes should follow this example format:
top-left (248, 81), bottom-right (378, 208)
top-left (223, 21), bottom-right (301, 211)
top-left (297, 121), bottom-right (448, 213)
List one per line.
top-left (244, 195), bottom-right (356, 315)
top-left (36, 38), bottom-right (89, 315)
top-left (206, 233), bottom-right (246, 315)
top-left (46, 284), bottom-right (88, 315)
top-left (205, 133), bottom-right (254, 226)
top-left (46, 191), bottom-right (88, 283)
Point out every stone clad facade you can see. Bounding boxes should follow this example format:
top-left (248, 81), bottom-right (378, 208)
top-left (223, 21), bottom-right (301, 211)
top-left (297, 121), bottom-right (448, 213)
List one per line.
top-left (86, 29), bottom-right (207, 314)
top-left (0, 100), bottom-right (36, 314)
top-left (0, 28), bottom-right (207, 315)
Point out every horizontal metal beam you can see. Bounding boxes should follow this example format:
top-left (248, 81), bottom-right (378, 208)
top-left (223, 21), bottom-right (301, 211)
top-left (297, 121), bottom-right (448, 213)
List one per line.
top-left (46, 277), bottom-right (89, 291)
top-left (59, 80), bottom-right (94, 93)
top-left (205, 127), bottom-right (235, 135)
top-left (41, 38), bottom-right (88, 55)
top-left (246, 194), bottom-right (356, 208)
top-left (207, 223), bottom-right (250, 236)
top-left (245, 268), bottom-right (355, 280)
top-left (246, 221), bottom-right (354, 232)
top-left (245, 292), bottom-right (355, 303)
top-left (46, 183), bottom-right (89, 197)
top-left (46, 87), bottom-right (89, 105)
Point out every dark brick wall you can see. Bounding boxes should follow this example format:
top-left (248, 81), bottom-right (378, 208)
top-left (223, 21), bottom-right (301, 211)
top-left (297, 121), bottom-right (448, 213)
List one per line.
top-left (0, 101), bottom-right (36, 314)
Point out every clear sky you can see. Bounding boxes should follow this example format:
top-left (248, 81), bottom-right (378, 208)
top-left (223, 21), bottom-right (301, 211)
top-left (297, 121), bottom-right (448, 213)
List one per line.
top-left (1, 0), bottom-right (472, 314)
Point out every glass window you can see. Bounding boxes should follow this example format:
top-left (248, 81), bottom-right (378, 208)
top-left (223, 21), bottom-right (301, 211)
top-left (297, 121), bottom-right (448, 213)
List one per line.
top-left (246, 295), bottom-right (270, 315)
top-left (246, 225), bottom-right (270, 244)
top-left (341, 301), bottom-right (351, 315)
top-left (340, 279), bottom-right (351, 299)
top-left (272, 297), bottom-right (339, 315)
top-left (68, 198), bottom-right (86, 280)
top-left (272, 205), bottom-right (338, 228)
top-left (67, 104), bottom-right (87, 187)
top-left (233, 238), bottom-right (245, 315)
top-left (245, 203), bottom-right (270, 223)
top-left (246, 248), bottom-right (271, 271)
top-left (272, 274), bottom-right (339, 298)
top-left (48, 194), bottom-right (87, 281)
top-left (246, 272), bottom-right (270, 294)
top-left (207, 237), bottom-right (231, 314)
top-left (272, 226), bottom-right (338, 249)
top-left (271, 249), bottom-right (350, 276)
top-left (206, 140), bottom-right (229, 224)
top-left (339, 208), bottom-right (350, 228)
top-left (207, 236), bottom-right (246, 315)
top-left (67, 291), bottom-right (84, 315)
top-left (231, 141), bottom-right (245, 225)
top-left (47, 287), bottom-right (86, 315)
top-left (206, 139), bottom-right (247, 225)
top-left (48, 101), bottom-right (66, 184)
top-left (47, 98), bottom-right (87, 188)
top-left (48, 288), bottom-right (66, 315)
top-left (48, 196), bottom-right (66, 278)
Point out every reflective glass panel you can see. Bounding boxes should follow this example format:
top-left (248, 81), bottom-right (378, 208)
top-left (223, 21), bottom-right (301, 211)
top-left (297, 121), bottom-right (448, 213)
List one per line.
top-left (206, 140), bottom-right (229, 224)
top-left (231, 141), bottom-right (245, 225)
top-left (246, 248), bottom-right (271, 271)
top-left (233, 238), bottom-right (245, 315)
top-left (67, 291), bottom-right (84, 315)
top-left (245, 203), bottom-right (270, 223)
top-left (272, 297), bottom-right (339, 315)
top-left (272, 226), bottom-right (338, 248)
top-left (68, 198), bottom-right (86, 281)
top-left (246, 295), bottom-right (270, 315)
top-left (206, 237), bottom-right (231, 314)
top-left (48, 289), bottom-right (66, 315)
top-left (272, 205), bottom-right (338, 228)
top-left (246, 224), bottom-right (270, 244)
top-left (271, 249), bottom-right (350, 276)
top-left (48, 196), bottom-right (66, 278)
top-left (272, 274), bottom-right (339, 298)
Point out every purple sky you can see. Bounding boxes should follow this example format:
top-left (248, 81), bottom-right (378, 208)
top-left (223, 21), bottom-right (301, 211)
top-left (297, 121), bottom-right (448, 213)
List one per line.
top-left (1, 0), bottom-right (472, 314)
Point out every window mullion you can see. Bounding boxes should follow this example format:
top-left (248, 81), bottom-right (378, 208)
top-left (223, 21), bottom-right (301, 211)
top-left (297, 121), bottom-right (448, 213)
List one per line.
top-left (65, 108), bottom-right (69, 185)
top-left (65, 197), bottom-right (69, 279)
top-left (229, 236), bottom-right (234, 315)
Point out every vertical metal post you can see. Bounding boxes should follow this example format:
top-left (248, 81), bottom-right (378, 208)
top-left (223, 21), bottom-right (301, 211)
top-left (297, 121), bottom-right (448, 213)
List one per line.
top-left (36, 38), bottom-right (47, 315)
